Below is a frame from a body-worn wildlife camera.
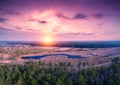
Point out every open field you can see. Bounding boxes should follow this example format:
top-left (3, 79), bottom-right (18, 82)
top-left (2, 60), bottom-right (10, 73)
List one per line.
top-left (0, 42), bottom-right (120, 69)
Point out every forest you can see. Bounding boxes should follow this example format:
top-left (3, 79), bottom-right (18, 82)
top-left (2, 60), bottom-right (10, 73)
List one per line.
top-left (0, 57), bottom-right (120, 85)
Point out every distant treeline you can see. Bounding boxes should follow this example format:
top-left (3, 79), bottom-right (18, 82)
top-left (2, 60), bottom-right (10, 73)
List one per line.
top-left (3, 41), bottom-right (120, 48)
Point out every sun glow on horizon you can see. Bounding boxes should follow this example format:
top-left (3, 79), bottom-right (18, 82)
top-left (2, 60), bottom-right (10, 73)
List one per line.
top-left (42, 36), bottom-right (54, 46)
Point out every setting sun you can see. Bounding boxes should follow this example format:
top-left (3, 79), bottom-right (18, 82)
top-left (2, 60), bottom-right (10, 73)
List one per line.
top-left (43, 36), bottom-right (53, 46)
top-left (44, 37), bottom-right (52, 43)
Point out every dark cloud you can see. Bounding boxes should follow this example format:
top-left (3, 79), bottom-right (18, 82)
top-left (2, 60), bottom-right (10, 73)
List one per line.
top-left (98, 23), bottom-right (104, 25)
top-left (29, 19), bottom-right (36, 21)
top-left (66, 32), bottom-right (81, 35)
top-left (93, 13), bottom-right (104, 19)
top-left (27, 29), bottom-right (36, 31)
top-left (15, 27), bottom-right (23, 29)
top-left (0, 27), bottom-right (15, 35)
top-left (0, 27), bottom-right (27, 38)
top-left (56, 13), bottom-right (87, 20)
top-left (0, 27), bottom-right (14, 31)
top-left (38, 20), bottom-right (47, 24)
top-left (29, 19), bottom-right (48, 24)
top-left (0, 7), bottom-right (21, 15)
top-left (73, 13), bottom-right (87, 19)
top-left (56, 13), bottom-right (70, 19)
top-left (77, 32), bottom-right (95, 36)
top-left (0, 17), bottom-right (8, 22)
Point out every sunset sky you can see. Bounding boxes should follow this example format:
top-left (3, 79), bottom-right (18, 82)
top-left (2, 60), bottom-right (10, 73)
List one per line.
top-left (0, 0), bottom-right (120, 41)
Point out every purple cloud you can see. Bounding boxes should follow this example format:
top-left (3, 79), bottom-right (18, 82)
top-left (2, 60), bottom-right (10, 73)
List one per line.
top-left (98, 23), bottom-right (104, 25)
top-left (0, 7), bottom-right (21, 15)
top-left (38, 20), bottom-right (47, 24)
top-left (56, 13), bottom-right (87, 20)
top-left (93, 13), bottom-right (104, 19)
top-left (0, 17), bottom-right (8, 22)
top-left (29, 19), bottom-right (36, 21)
top-left (73, 13), bottom-right (87, 19)
top-left (0, 27), bottom-right (14, 31)
top-left (60, 32), bottom-right (94, 36)
top-left (29, 19), bottom-right (48, 24)
top-left (15, 27), bottom-right (23, 29)
top-left (56, 13), bottom-right (70, 19)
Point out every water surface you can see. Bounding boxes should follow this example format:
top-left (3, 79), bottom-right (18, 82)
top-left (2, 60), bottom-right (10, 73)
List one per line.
top-left (21, 54), bottom-right (83, 60)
